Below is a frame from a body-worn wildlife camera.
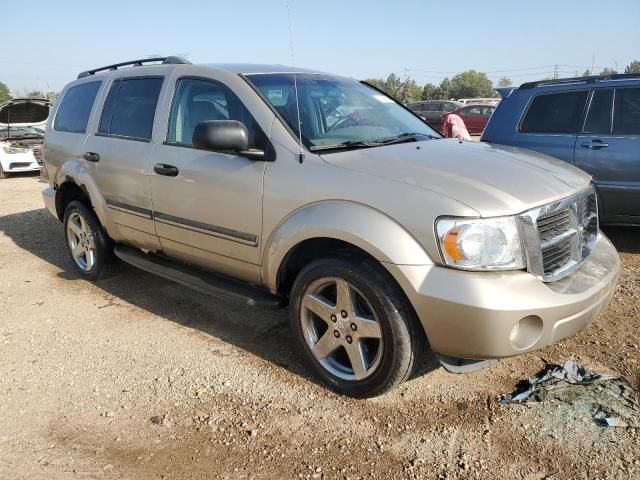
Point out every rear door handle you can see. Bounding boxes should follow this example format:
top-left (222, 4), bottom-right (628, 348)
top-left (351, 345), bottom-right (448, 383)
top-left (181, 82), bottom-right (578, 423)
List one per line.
top-left (83, 152), bottom-right (100, 162)
top-left (154, 163), bottom-right (179, 177)
top-left (581, 140), bottom-right (609, 149)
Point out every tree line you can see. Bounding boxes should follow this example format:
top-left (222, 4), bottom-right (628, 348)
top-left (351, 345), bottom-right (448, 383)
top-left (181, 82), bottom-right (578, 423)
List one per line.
top-left (1, 60), bottom-right (638, 106)
top-left (366, 60), bottom-right (640, 104)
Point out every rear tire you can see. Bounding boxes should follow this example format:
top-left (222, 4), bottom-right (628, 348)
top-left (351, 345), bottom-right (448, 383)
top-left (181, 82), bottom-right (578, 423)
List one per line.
top-left (63, 200), bottom-right (117, 281)
top-left (290, 256), bottom-right (424, 398)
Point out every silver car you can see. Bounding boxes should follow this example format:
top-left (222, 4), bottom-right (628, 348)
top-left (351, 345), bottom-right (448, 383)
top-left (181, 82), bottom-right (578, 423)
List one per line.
top-left (41, 57), bottom-right (619, 397)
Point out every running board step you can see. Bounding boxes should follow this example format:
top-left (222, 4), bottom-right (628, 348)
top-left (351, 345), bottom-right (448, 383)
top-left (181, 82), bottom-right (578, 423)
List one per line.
top-left (114, 245), bottom-right (285, 309)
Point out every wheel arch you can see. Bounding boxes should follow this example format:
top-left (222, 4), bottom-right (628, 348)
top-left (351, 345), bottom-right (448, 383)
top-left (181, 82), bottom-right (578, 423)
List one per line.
top-left (262, 201), bottom-right (434, 296)
top-left (53, 160), bottom-right (116, 236)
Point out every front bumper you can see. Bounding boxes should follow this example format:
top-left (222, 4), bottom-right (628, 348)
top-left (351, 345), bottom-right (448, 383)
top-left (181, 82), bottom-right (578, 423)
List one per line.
top-left (42, 186), bottom-right (58, 219)
top-left (393, 232), bottom-right (619, 359)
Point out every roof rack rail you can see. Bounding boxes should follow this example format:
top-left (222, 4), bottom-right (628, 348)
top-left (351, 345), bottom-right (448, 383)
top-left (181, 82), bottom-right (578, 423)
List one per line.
top-left (520, 72), bottom-right (640, 89)
top-left (77, 56), bottom-right (191, 79)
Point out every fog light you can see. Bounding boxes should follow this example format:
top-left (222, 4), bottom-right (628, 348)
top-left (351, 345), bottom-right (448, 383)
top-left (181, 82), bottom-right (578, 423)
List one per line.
top-left (509, 315), bottom-right (543, 350)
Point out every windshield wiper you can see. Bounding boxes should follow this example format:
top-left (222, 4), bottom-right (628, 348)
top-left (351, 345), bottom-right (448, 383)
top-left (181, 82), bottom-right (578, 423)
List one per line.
top-left (375, 132), bottom-right (438, 145)
top-left (309, 140), bottom-right (381, 152)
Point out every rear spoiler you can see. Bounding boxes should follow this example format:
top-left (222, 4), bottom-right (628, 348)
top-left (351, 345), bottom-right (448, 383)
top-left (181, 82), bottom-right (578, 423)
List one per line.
top-left (496, 88), bottom-right (515, 100)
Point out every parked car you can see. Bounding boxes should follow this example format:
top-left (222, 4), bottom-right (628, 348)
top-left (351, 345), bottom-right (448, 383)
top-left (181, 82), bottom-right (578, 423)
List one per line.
top-left (42, 57), bottom-right (619, 397)
top-left (446, 104), bottom-right (496, 134)
top-left (0, 98), bottom-right (50, 178)
top-left (482, 73), bottom-right (640, 225)
top-left (407, 100), bottom-right (463, 130)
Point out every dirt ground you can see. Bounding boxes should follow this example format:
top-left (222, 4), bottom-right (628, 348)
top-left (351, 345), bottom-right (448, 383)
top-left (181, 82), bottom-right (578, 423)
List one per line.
top-left (1, 175), bottom-right (638, 480)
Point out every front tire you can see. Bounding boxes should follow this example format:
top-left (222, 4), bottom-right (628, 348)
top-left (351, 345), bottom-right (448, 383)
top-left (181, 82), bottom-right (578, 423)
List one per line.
top-left (0, 164), bottom-right (8, 179)
top-left (290, 256), bottom-right (424, 398)
top-left (63, 200), bottom-right (117, 281)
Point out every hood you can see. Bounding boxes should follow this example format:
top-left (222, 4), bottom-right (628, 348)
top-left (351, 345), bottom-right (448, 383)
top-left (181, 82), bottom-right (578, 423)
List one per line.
top-left (319, 139), bottom-right (592, 217)
top-left (0, 98), bottom-right (51, 126)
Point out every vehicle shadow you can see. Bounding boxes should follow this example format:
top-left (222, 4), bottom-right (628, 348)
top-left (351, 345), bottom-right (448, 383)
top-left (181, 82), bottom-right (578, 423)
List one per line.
top-left (602, 226), bottom-right (640, 254)
top-left (0, 208), bottom-right (438, 392)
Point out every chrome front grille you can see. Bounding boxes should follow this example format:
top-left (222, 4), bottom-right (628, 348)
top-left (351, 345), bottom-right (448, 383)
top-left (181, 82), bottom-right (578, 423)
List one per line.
top-left (520, 186), bottom-right (598, 281)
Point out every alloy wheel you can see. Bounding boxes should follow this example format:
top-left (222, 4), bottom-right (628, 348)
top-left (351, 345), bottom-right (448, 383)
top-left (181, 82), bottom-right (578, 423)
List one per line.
top-left (66, 211), bottom-right (96, 272)
top-left (300, 277), bottom-right (384, 381)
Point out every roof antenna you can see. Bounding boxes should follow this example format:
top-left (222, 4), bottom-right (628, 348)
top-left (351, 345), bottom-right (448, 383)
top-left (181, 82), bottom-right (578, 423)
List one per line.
top-left (286, 0), bottom-right (305, 163)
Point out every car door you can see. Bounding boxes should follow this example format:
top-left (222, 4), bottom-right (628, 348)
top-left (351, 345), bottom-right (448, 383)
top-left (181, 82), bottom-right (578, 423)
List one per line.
top-left (460, 106), bottom-right (482, 132)
top-left (82, 74), bottom-right (167, 251)
top-left (517, 90), bottom-right (589, 162)
top-left (149, 76), bottom-right (268, 282)
top-left (575, 86), bottom-right (640, 220)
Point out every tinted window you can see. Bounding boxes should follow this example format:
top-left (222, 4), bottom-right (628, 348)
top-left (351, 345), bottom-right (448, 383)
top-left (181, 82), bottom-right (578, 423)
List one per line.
top-left (54, 82), bottom-right (101, 133)
top-left (167, 78), bottom-right (268, 150)
top-left (442, 103), bottom-right (457, 113)
top-left (613, 88), bottom-right (640, 135)
top-left (520, 91), bottom-right (588, 134)
top-left (98, 77), bottom-right (163, 140)
top-left (583, 89), bottom-right (613, 134)
top-left (424, 102), bottom-right (440, 112)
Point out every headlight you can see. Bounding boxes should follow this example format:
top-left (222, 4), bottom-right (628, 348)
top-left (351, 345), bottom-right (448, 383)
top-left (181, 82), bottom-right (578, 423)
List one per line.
top-left (436, 217), bottom-right (525, 271)
top-left (2, 146), bottom-right (29, 154)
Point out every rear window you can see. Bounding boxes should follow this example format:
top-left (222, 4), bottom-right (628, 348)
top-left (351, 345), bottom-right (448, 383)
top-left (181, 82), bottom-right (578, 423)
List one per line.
top-left (54, 82), bottom-right (101, 133)
top-left (520, 91), bottom-right (589, 134)
top-left (613, 88), bottom-right (640, 135)
top-left (98, 77), bottom-right (163, 140)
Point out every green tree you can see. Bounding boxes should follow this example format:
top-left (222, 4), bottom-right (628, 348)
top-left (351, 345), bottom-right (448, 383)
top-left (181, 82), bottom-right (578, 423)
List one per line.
top-left (433, 77), bottom-right (451, 100)
top-left (599, 67), bottom-right (618, 76)
top-left (448, 70), bottom-right (496, 99)
top-left (0, 81), bottom-right (11, 104)
top-left (624, 60), bottom-right (640, 74)
top-left (421, 83), bottom-right (438, 100)
top-left (497, 77), bottom-right (513, 88)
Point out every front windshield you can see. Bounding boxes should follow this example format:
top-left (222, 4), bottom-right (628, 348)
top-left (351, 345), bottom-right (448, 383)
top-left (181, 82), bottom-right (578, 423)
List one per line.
top-left (0, 125), bottom-right (44, 139)
top-left (246, 73), bottom-right (439, 149)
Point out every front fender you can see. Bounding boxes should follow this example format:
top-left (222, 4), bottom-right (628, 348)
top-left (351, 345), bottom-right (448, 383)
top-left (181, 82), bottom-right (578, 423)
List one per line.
top-left (262, 201), bottom-right (434, 291)
top-left (54, 160), bottom-right (119, 238)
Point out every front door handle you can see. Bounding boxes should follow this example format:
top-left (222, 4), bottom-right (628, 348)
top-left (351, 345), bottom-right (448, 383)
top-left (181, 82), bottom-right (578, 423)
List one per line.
top-left (154, 163), bottom-right (179, 177)
top-left (581, 140), bottom-right (609, 149)
top-left (83, 152), bottom-right (100, 162)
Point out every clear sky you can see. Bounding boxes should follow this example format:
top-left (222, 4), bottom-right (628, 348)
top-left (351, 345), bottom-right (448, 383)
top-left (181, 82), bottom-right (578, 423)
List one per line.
top-left (2, 0), bottom-right (639, 93)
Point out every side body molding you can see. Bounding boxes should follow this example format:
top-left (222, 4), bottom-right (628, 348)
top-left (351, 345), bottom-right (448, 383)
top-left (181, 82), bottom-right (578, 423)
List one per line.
top-left (261, 201), bottom-right (434, 292)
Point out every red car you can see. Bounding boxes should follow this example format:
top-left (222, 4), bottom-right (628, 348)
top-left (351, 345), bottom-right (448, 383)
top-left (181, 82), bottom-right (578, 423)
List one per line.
top-left (445, 104), bottom-right (496, 134)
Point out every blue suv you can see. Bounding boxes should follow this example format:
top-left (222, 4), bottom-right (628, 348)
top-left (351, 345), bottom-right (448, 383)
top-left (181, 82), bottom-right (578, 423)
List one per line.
top-left (482, 74), bottom-right (640, 225)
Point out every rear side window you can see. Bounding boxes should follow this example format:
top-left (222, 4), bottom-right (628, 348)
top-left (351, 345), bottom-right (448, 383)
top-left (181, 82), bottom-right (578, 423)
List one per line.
top-left (98, 77), bottom-right (163, 140)
top-left (583, 89), bottom-right (613, 134)
top-left (613, 88), bottom-right (640, 135)
top-left (54, 82), bottom-right (101, 133)
top-left (520, 91), bottom-right (588, 134)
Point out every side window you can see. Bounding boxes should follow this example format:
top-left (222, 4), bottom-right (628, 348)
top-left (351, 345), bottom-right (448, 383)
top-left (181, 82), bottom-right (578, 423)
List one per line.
top-left (167, 78), bottom-right (268, 150)
top-left (466, 106), bottom-right (482, 115)
top-left (613, 88), bottom-right (640, 135)
top-left (54, 82), bottom-right (101, 133)
top-left (443, 103), bottom-right (457, 113)
top-left (520, 91), bottom-right (589, 134)
top-left (583, 89), bottom-right (613, 134)
top-left (98, 77), bottom-right (163, 140)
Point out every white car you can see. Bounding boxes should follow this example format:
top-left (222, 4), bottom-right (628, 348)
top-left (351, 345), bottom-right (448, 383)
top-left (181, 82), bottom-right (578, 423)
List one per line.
top-left (0, 98), bottom-right (50, 179)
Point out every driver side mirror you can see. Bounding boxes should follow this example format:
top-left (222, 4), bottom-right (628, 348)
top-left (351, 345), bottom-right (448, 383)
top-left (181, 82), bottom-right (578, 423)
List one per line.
top-left (192, 120), bottom-right (266, 161)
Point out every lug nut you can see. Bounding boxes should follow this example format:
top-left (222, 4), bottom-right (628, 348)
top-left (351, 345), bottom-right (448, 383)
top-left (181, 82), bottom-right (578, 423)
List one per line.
top-left (346, 335), bottom-right (353, 344)
top-left (331, 315), bottom-right (337, 323)
top-left (333, 330), bottom-right (340, 338)
top-left (341, 310), bottom-right (348, 318)
top-left (350, 323), bottom-right (357, 331)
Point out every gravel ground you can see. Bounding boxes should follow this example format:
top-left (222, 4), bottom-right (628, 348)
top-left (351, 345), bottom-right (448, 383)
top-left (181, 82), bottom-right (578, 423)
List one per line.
top-left (1, 175), bottom-right (638, 480)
